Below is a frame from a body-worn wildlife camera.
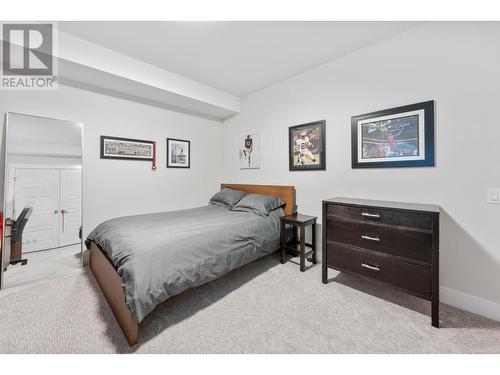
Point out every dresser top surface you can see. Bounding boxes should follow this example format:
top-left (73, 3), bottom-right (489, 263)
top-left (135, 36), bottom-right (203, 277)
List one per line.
top-left (323, 197), bottom-right (440, 213)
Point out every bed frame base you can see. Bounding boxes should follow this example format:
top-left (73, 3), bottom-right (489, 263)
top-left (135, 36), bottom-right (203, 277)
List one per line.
top-left (90, 243), bottom-right (138, 346)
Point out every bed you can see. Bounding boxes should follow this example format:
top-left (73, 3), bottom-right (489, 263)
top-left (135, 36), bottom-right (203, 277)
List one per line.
top-left (86, 183), bottom-right (296, 346)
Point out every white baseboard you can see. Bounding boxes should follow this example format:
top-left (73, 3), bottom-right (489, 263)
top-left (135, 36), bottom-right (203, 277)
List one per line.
top-left (440, 287), bottom-right (500, 322)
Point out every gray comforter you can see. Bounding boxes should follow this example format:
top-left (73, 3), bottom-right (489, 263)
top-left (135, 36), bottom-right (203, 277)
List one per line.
top-left (86, 204), bottom-right (284, 322)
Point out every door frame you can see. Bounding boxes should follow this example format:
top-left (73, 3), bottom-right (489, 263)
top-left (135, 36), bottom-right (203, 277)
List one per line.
top-left (0, 112), bottom-right (83, 290)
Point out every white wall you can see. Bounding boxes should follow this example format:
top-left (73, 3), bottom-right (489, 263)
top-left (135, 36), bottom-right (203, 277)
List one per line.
top-left (221, 22), bottom-right (500, 318)
top-left (0, 84), bottom-right (223, 237)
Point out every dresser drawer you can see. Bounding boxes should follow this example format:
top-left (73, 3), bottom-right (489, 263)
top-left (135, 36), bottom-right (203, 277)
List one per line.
top-left (327, 204), bottom-right (432, 231)
top-left (327, 243), bottom-right (431, 298)
top-left (327, 218), bottom-right (432, 264)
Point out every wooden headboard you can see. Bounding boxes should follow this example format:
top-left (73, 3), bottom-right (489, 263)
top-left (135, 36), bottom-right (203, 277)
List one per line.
top-left (220, 183), bottom-right (296, 216)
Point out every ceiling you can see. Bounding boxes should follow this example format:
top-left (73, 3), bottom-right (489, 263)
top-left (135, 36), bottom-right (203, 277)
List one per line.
top-left (58, 21), bottom-right (419, 97)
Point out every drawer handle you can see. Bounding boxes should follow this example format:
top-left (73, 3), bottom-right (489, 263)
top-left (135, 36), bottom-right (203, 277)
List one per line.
top-left (361, 235), bottom-right (380, 242)
top-left (361, 212), bottom-right (380, 219)
top-left (361, 263), bottom-right (380, 272)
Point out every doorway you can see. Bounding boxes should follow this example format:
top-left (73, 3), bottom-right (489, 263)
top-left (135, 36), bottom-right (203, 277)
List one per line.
top-left (0, 113), bottom-right (83, 290)
top-left (12, 166), bottom-right (82, 252)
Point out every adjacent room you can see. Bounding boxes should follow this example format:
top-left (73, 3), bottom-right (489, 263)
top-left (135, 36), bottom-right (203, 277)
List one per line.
top-left (0, 20), bottom-right (499, 356)
top-left (1, 113), bottom-right (82, 289)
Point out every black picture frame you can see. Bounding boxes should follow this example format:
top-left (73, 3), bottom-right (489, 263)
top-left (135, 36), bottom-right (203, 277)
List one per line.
top-left (351, 101), bottom-right (435, 169)
top-left (166, 138), bottom-right (191, 168)
top-left (100, 135), bottom-right (154, 161)
top-left (289, 120), bottom-right (326, 171)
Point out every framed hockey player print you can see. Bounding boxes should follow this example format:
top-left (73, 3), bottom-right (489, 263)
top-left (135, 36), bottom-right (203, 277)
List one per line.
top-left (239, 133), bottom-right (260, 169)
top-left (289, 120), bottom-right (326, 171)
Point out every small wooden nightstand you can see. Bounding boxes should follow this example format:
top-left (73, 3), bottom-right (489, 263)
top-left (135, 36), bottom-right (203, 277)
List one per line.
top-left (280, 214), bottom-right (317, 271)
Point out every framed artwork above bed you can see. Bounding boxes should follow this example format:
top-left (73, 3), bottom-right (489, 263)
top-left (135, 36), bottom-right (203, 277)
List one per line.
top-left (100, 136), bottom-right (154, 161)
top-left (239, 133), bottom-right (260, 169)
top-left (351, 101), bottom-right (435, 169)
top-left (167, 138), bottom-right (190, 168)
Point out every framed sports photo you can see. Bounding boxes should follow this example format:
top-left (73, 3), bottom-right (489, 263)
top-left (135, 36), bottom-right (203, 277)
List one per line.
top-left (351, 101), bottom-right (435, 169)
top-left (167, 138), bottom-right (190, 168)
top-left (239, 133), bottom-right (260, 169)
top-left (100, 135), bottom-right (154, 161)
top-left (289, 120), bottom-right (326, 171)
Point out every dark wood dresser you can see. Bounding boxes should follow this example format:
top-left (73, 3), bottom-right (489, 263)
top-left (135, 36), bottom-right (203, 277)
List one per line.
top-left (322, 197), bottom-right (440, 327)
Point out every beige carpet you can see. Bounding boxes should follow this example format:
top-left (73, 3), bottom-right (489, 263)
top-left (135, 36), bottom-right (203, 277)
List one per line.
top-left (0, 253), bottom-right (499, 354)
top-left (3, 244), bottom-right (82, 289)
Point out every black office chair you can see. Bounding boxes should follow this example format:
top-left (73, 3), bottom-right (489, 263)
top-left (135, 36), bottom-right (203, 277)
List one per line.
top-left (9, 206), bottom-right (33, 266)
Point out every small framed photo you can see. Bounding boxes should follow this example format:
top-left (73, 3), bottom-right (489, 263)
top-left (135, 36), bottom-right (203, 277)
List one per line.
top-left (289, 120), bottom-right (326, 171)
top-left (167, 138), bottom-right (190, 168)
top-left (239, 133), bottom-right (260, 169)
top-left (351, 101), bottom-right (435, 168)
top-left (100, 136), bottom-right (154, 161)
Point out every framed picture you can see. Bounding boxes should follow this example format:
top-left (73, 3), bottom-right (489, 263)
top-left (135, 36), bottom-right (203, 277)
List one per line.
top-left (167, 138), bottom-right (190, 168)
top-left (239, 133), bottom-right (260, 169)
top-left (289, 120), bottom-right (326, 171)
top-left (351, 101), bottom-right (435, 168)
top-left (100, 135), bottom-right (154, 161)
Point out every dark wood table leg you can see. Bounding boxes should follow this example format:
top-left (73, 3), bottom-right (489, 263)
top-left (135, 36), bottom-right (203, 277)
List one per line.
top-left (299, 225), bottom-right (305, 272)
top-left (280, 221), bottom-right (285, 264)
top-left (312, 221), bottom-right (317, 264)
